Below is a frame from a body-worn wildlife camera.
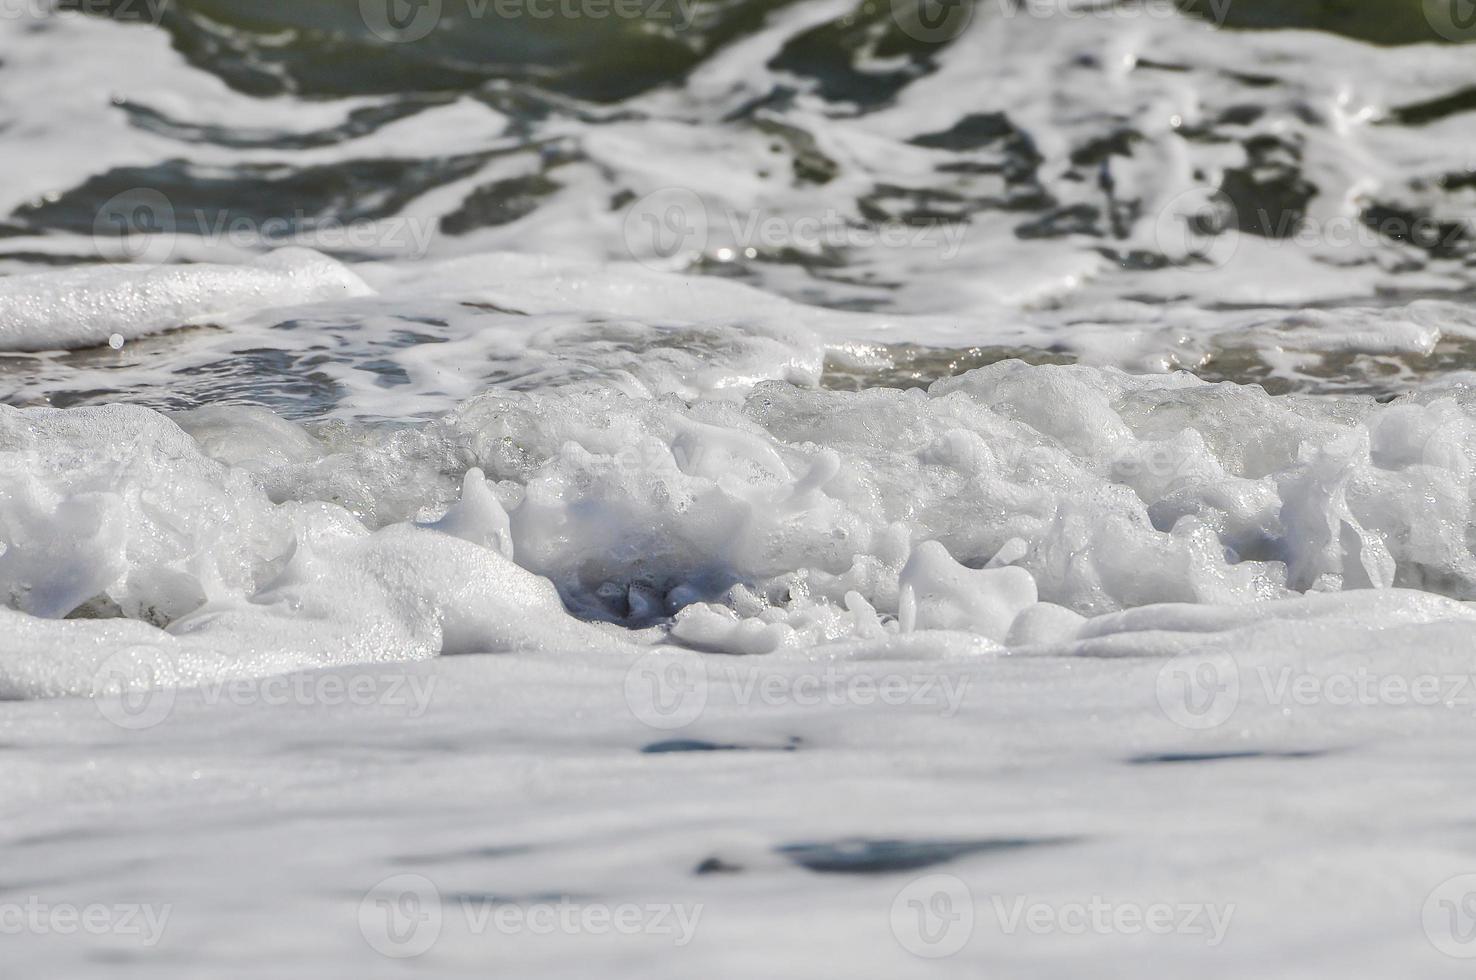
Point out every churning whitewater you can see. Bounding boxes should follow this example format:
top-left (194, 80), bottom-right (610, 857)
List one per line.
top-left (7, 0), bottom-right (1476, 976)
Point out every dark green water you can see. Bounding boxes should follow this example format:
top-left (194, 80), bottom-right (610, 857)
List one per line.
top-left (76, 0), bottom-right (1468, 107)
top-left (1180, 0), bottom-right (1466, 44)
top-left (79, 0), bottom-right (795, 99)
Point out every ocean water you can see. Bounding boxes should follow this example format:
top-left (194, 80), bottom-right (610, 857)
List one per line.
top-left (6, 0), bottom-right (1476, 975)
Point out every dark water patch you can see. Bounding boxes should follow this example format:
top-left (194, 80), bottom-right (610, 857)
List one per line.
top-left (64, 594), bottom-right (129, 621)
top-left (1219, 136), bottom-right (1316, 239)
top-left (1069, 129), bottom-right (1144, 168)
top-left (768, 0), bottom-right (970, 108)
top-left (641, 736), bottom-right (802, 753)
top-left (361, 359), bottom-right (413, 388)
top-left (913, 112), bottom-right (1018, 152)
top-left (394, 844), bottom-right (532, 866)
top-left (644, 739), bottom-right (744, 753)
top-left (88, 0), bottom-right (792, 102)
top-left (859, 185), bottom-right (976, 224)
top-left (1361, 203), bottom-right (1473, 260)
top-left (1216, 105), bottom-right (1266, 127)
top-left (462, 301), bottom-right (532, 316)
top-left (824, 330), bottom-right (1476, 400)
top-left (912, 113), bottom-right (1045, 191)
top-left (442, 174), bottom-right (563, 234)
top-left (777, 836), bottom-right (1072, 874)
top-left (1016, 203), bottom-right (1104, 240)
top-left (694, 244), bottom-right (854, 279)
top-left (1388, 85), bottom-right (1476, 127)
top-left (0, 326), bottom-right (363, 415)
top-left (175, 349), bottom-right (344, 415)
top-left (1130, 749), bottom-right (1329, 765)
top-left (1443, 170), bottom-right (1476, 193)
top-left (755, 117), bottom-right (842, 186)
top-left (1097, 246), bottom-right (1174, 271)
top-left (1, 344), bottom-right (345, 419)
top-left (1197, 333), bottom-right (1476, 397)
top-left (394, 328), bottom-right (452, 345)
top-left (694, 856), bottom-right (745, 875)
top-left (1177, 0), bottom-right (1462, 46)
top-left (1133, 57), bottom-right (1190, 74)
top-left (14, 154), bottom-right (491, 243)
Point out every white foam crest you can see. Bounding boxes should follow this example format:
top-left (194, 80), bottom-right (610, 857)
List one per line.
top-left (0, 248), bottom-right (372, 352)
top-left (0, 402), bottom-right (624, 697)
top-left (9, 353), bottom-right (1476, 691)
